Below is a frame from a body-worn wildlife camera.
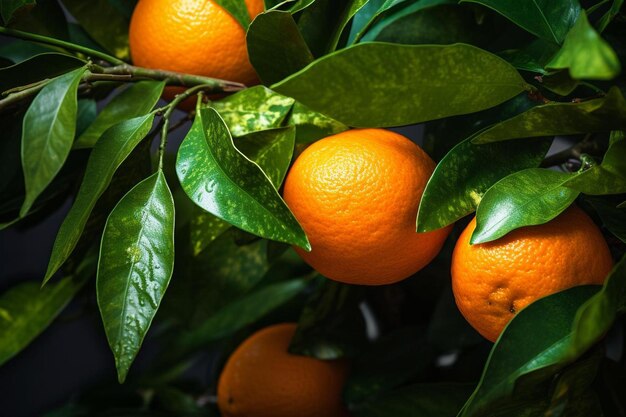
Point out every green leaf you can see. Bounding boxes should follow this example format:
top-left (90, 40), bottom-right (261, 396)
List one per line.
top-left (562, 133), bottom-right (626, 195)
top-left (460, 0), bottom-right (581, 44)
top-left (0, 276), bottom-right (84, 366)
top-left (0, 52), bottom-right (85, 93)
top-left (176, 107), bottom-right (309, 249)
top-left (541, 70), bottom-right (579, 96)
top-left (471, 169), bottom-right (578, 244)
top-left (547, 12), bottom-right (621, 80)
top-left (75, 98), bottom-right (97, 137)
top-left (273, 43), bottom-right (528, 127)
top-left (97, 170), bottom-right (175, 383)
top-left (354, 383), bottom-right (475, 417)
top-left (247, 10), bottom-right (314, 85)
top-left (8, 0), bottom-right (69, 39)
top-left (499, 38), bottom-right (560, 74)
top-left (460, 286), bottom-right (600, 417)
top-left (189, 206), bottom-right (231, 256)
top-left (173, 279), bottom-right (308, 356)
top-left (585, 197), bottom-right (626, 243)
top-left (358, 0), bottom-right (460, 43)
top-left (345, 327), bottom-right (435, 405)
top-left (289, 281), bottom-right (367, 360)
top-left (45, 114), bottom-right (155, 284)
top-left (0, 39), bottom-right (55, 63)
top-left (74, 81), bottom-right (164, 149)
top-left (234, 126), bottom-right (295, 188)
top-left (62, 0), bottom-right (131, 60)
top-left (416, 136), bottom-right (551, 232)
top-left (472, 87), bottom-right (626, 143)
top-left (214, 0), bottom-right (251, 29)
top-left (296, 0), bottom-right (368, 56)
top-left (1, 0), bottom-right (36, 23)
top-left (289, 101), bottom-right (348, 144)
top-left (568, 255), bottom-right (626, 357)
top-left (20, 66), bottom-right (86, 217)
top-left (597, 0), bottom-right (623, 32)
top-left (212, 86), bottom-right (294, 136)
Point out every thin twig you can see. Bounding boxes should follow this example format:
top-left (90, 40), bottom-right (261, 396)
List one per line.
top-left (0, 26), bottom-right (125, 65)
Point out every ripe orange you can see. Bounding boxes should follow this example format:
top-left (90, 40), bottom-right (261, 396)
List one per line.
top-left (282, 128), bottom-right (452, 285)
top-left (129, 0), bottom-right (264, 86)
top-left (217, 323), bottom-right (349, 417)
top-left (451, 205), bottom-right (613, 342)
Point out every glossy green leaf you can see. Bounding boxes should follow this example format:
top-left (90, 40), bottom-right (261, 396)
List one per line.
top-left (354, 383), bottom-right (474, 417)
top-left (562, 133), bottom-right (626, 195)
top-left (347, 0), bottom-right (385, 43)
top-left (289, 281), bottom-right (366, 360)
top-left (569, 255), bottom-right (626, 357)
top-left (296, 0), bottom-right (367, 56)
top-left (20, 66), bottom-right (86, 217)
top-left (0, 276), bottom-right (84, 366)
top-left (460, 0), bottom-right (580, 44)
top-left (189, 207), bottom-right (231, 256)
top-left (247, 10), bottom-right (314, 85)
top-left (289, 101), bottom-right (348, 144)
top-left (176, 107), bottom-right (309, 249)
top-left (0, 53), bottom-right (85, 93)
top-left (97, 171), bottom-right (175, 383)
top-left (359, 0), bottom-right (459, 43)
top-left (273, 43), bottom-right (528, 127)
top-left (0, 39), bottom-right (55, 63)
top-left (173, 279), bottom-right (308, 355)
top-left (499, 38), bottom-right (560, 74)
top-left (75, 99), bottom-right (97, 138)
top-left (345, 327), bottom-right (434, 404)
top-left (62, 0), bottom-right (130, 60)
top-left (235, 126), bottom-right (295, 188)
top-left (460, 286), bottom-right (600, 417)
top-left (371, 4), bottom-right (483, 45)
top-left (215, 0), bottom-right (251, 29)
top-left (45, 114), bottom-right (155, 284)
top-left (417, 136), bottom-right (551, 232)
top-left (212, 86), bottom-right (294, 136)
top-left (471, 169), bottom-right (578, 244)
top-left (597, 0), bottom-right (623, 32)
top-left (1, 0), bottom-right (35, 23)
top-left (472, 88), bottom-right (626, 143)
top-left (74, 81), bottom-right (164, 149)
top-left (586, 197), bottom-right (626, 243)
top-left (541, 70), bottom-right (579, 96)
top-left (547, 12), bottom-right (621, 80)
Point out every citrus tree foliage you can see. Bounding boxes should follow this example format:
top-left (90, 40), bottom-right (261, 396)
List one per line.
top-left (0, 0), bottom-right (625, 416)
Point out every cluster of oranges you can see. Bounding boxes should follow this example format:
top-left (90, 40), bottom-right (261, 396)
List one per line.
top-left (129, 1), bottom-right (614, 416)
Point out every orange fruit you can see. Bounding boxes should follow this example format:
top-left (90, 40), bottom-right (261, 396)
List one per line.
top-left (217, 323), bottom-right (349, 417)
top-left (451, 205), bottom-right (613, 342)
top-left (282, 128), bottom-right (452, 285)
top-left (129, 0), bottom-right (264, 86)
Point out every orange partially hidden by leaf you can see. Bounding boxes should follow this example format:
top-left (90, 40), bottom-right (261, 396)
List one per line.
top-left (283, 128), bottom-right (452, 285)
top-left (217, 323), bottom-right (349, 417)
top-left (451, 205), bottom-right (614, 342)
top-left (129, 0), bottom-right (263, 90)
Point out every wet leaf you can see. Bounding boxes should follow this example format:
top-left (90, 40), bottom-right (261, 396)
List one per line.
top-left (460, 0), bottom-right (580, 44)
top-left (234, 126), bottom-right (295, 188)
top-left (547, 12), bottom-right (621, 80)
top-left (97, 171), bottom-right (175, 383)
top-left (273, 43), bottom-right (528, 127)
top-left (471, 169), bottom-right (578, 244)
top-left (176, 107), bottom-right (309, 249)
top-left (212, 86), bottom-right (294, 136)
top-left (74, 81), bottom-right (164, 148)
top-left (45, 114), bottom-right (155, 284)
top-left (247, 10), bottom-right (314, 84)
top-left (472, 87), bottom-right (626, 143)
top-left (0, 276), bottom-right (84, 366)
top-left (20, 66), bottom-right (86, 217)
top-left (417, 136), bottom-right (551, 232)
